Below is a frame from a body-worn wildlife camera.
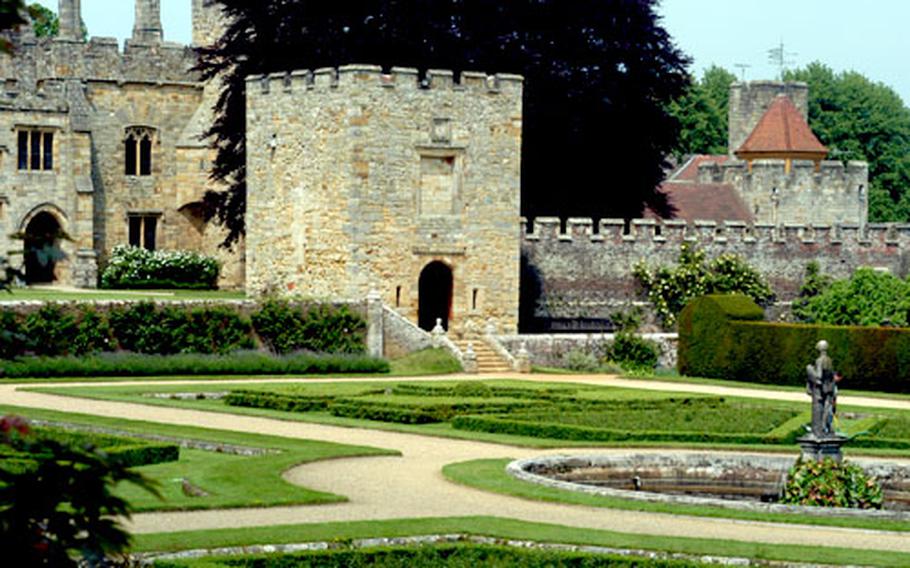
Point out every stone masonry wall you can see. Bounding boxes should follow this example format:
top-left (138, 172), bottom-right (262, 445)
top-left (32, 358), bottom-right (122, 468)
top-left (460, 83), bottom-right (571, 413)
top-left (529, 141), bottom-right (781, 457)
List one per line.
top-left (728, 81), bottom-right (809, 153)
top-left (246, 65), bottom-right (523, 335)
top-left (698, 159), bottom-right (868, 226)
top-left (522, 217), bottom-right (909, 330)
top-left (0, 13), bottom-right (244, 289)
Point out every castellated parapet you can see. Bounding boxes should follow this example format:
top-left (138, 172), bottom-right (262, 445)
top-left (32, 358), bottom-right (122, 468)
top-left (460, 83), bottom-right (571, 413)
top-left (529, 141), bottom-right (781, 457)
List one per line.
top-left (521, 217), bottom-right (909, 328)
top-left (696, 158), bottom-right (868, 226)
top-left (245, 64), bottom-right (523, 335)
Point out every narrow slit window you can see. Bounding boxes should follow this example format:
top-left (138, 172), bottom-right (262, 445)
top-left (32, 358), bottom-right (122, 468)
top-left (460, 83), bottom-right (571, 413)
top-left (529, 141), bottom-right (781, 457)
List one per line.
top-left (128, 216), bottom-right (142, 247)
top-left (125, 135), bottom-right (137, 175)
top-left (472, 289), bottom-right (479, 310)
top-left (139, 135), bottom-right (152, 175)
top-left (17, 131), bottom-right (28, 170)
top-left (30, 131), bottom-right (40, 170)
top-left (42, 132), bottom-right (53, 170)
top-left (143, 216), bottom-right (157, 251)
top-left (395, 286), bottom-right (402, 307)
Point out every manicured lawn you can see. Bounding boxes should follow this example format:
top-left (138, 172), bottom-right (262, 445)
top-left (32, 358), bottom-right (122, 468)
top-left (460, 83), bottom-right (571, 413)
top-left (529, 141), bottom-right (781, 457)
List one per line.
top-left (133, 516), bottom-right (910, 567)
top-left (27, 379), bottom-right (910, 455)
top-left (442, 458), bottom-right (910, 533)
top-left (0, 288), bottom-right (246, 302)
top-left (0, 404), bottom-right (396, 512)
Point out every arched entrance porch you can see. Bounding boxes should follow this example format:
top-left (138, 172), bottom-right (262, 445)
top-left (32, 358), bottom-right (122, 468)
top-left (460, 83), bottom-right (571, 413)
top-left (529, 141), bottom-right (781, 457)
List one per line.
top-left (418, 261), bottom-right (454, 331)
top-left (23, 211), bottom-right (65, 284)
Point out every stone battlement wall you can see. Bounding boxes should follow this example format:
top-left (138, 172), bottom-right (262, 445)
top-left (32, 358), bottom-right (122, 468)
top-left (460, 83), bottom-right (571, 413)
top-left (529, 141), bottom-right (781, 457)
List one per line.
top-left (697, 159), bottom-right (868, 226)
top-left (246, 64), bottom-right (524, 96)
top-left (521, 217), bottom-right (907, 329)
top-left (0, 36), bottom-right (195, 97)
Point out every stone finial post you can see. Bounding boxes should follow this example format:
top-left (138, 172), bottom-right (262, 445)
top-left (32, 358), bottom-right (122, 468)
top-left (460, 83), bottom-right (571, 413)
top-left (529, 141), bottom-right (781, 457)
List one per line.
top-left (484, 318), bottom-right (497, 336)
top-left (431, 318), bottom-right (446, 348)
top-left (366, 289), bottom-right (384, 358)
top-left (133, 0), bottom-right (163, 43)
top-left (463, 342), bottom-right (478, 374)
top-left (57, 0), bottom-right (82, 41)
top-left (516, 342), bottom-right (532, 374)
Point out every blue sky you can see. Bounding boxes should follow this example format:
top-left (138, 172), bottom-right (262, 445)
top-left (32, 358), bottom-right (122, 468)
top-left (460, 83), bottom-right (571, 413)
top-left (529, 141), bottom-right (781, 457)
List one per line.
top-left (34, 0), bottom-right (910, 105)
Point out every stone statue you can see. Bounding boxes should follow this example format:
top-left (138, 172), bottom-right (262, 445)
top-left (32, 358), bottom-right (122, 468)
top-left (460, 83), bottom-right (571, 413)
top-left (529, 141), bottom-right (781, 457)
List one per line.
top-left (805, 340), bottom-right (836, 437)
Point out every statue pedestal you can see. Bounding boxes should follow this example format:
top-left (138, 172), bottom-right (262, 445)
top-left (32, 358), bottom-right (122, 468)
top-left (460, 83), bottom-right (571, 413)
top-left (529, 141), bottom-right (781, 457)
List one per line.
top-left (797, 434), bottom-right (849, 463)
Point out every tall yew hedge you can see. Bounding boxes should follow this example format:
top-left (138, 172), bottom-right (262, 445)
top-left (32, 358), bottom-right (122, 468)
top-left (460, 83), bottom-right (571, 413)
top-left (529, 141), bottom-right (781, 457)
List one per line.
top-left (678, 294), bottom-right (910, 393)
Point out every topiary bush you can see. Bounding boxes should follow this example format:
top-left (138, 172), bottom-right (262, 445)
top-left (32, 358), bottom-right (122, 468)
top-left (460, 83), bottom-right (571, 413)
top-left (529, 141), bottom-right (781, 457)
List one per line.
top-left (100, 245), bottom-right (220, 290)
top-left (634, 242), bottom-right (774, 327)
top-left (678, 293), bottom-right (910, 393)
top-left (604, 332), bottom-right (660, 371)
top-left (780, 458), bottom-right (883, 509)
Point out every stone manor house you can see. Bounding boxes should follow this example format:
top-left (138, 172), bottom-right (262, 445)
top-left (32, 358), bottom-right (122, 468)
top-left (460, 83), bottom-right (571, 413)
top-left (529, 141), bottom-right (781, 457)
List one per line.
top-left (3, 0), bottom-right (904, 340)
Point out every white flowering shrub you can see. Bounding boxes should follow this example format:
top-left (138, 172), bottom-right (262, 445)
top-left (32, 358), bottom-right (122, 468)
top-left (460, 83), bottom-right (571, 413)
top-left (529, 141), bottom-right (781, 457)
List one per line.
top-left (634, 242), bottom-right (774, 327)
top-left (100, 246), bottom-right (220, 290)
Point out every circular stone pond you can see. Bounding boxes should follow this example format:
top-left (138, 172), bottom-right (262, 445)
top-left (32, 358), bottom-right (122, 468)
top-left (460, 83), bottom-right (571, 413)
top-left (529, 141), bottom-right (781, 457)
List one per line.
top-left (509, 453), bottom-right (910, 520)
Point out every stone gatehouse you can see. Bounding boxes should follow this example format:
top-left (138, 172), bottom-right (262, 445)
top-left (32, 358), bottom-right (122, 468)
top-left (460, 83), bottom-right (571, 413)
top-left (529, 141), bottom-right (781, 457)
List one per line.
top-left (245, 66), bottom-right (524, 336)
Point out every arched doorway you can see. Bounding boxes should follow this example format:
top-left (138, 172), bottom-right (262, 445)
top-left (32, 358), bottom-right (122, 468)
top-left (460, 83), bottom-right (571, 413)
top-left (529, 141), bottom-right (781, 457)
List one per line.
top-left (418, 261), bottom-right (453, 331)
top-left (23, 211), bottom-right (63, 284)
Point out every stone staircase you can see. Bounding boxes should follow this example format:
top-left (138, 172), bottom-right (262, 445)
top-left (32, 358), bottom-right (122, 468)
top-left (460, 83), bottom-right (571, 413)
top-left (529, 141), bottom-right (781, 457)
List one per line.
top-left (454, 338), bottom-right (513, 374)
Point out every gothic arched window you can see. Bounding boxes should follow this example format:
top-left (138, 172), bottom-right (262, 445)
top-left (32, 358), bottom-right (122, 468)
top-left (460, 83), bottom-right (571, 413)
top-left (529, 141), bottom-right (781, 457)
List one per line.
top-left (125, 127), bottom-right (155, 176)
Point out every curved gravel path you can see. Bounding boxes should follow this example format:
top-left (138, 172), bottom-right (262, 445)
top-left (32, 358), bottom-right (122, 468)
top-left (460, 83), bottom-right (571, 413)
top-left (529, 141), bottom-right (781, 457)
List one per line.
top-left (2, 374), bottom-right (910, 554)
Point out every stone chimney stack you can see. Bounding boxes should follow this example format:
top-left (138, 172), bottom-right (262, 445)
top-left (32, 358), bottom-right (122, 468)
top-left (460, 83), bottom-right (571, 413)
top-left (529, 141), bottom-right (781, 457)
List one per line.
top-left (132, 0), bottom-right (163, 44)
top-left (57, 0), bottom-right (82, 41)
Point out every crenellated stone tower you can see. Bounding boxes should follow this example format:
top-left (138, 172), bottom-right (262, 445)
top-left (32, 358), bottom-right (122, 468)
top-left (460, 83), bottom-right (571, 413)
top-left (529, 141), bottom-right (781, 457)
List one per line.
top-left (245, 66), bottom-right (524, 335)
top-left (694, 80), bottom-right (869, 227)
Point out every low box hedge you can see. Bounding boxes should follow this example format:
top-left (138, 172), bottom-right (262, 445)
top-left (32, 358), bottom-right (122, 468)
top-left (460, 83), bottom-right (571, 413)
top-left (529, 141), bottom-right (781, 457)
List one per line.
top-left (0, 351), bottom-right (389, 378)
top-left (153, 543), bottom-right (704, 567)
top-left (451, 414), bottom-right (804, 445)
top-left (678, 294), bottom-right (910, 393)
top-left (2, 426), bottom-right (179, 470)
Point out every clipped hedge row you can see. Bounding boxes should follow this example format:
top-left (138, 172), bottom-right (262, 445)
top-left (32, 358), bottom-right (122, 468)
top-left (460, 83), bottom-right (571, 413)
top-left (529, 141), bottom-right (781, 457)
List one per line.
top-left (225, 391), bottom-right (336, 413)
top-left (1, 427), bottom-right (179, 470)
top-left (324, 397), bottom-right (547, 424)
top-left (391, 383), bottom-right (577, 400)
top-left (678, 294), bottom-right (910, 393)
top-left (0, 351), bottom-right (388, 378)
top-left (452, 413), bottom-right (806, 445)
top-left (0, 300), bottom-right (369, 362)
top-left (154, 543), bottom-right (703, 568)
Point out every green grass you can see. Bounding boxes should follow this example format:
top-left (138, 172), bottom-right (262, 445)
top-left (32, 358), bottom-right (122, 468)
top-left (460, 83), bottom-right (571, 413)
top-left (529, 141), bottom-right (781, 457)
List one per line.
top-left (442, 459), bottom-right (910, 533)
top-left (0, 404), bottom-right (396, 512)
top-left (0, 288), bottom-right (246, 302)
top-left (132, 516), bottom-right (910, 566)
top-left (26, 380), bottom-right (910, 455)
top-left (388, 348), bottom-right (463, 375)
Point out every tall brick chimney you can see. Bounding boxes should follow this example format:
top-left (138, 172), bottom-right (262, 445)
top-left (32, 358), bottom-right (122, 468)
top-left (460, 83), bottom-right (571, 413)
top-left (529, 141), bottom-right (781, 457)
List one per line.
top-left (57, 0), bottom-right (82, 41)
top-left (132, 0), bottom-right (163, 44)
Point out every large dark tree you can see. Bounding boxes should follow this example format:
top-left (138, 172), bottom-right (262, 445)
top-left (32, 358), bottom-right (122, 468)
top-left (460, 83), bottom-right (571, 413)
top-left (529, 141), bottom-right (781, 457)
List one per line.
top-left (197, 0), bottom-right (690, 246)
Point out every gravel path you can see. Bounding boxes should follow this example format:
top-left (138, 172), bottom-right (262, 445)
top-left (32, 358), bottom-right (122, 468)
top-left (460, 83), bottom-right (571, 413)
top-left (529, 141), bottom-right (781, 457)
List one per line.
top-left (2, 374), bottom-right (910, 554)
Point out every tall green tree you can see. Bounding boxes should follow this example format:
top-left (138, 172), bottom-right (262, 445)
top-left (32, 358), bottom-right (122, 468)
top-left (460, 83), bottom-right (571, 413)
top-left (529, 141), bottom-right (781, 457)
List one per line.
top-left (27, 2), bottom-right (56, 37)
top-left (784, 63), bottom-right (910, 222)
top-left (197, 0), bottom-right (692, 246)
top-left (668, 65), bottom-right (736, 157)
